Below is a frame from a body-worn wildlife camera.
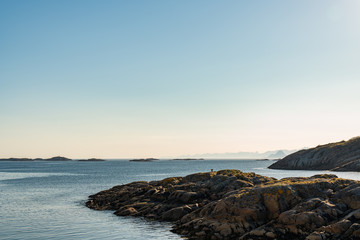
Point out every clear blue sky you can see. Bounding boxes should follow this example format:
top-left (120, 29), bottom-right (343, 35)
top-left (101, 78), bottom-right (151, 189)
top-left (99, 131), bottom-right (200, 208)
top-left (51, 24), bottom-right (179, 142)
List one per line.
top-left (1, 0), bottom-right (359, 158)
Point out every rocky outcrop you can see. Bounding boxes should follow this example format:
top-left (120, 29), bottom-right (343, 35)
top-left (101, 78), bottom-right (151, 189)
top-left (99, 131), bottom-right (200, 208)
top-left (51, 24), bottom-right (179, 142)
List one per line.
top-left (0, 157), bottom-right (105, 162)
top-left (269, 137), bottom-right (360, 171)
top-left (46, 156), bottom-right (72, 161)
top-left (172, 158), bottom-right (205, 161)
top-left (129, 158), bottom-right (159, 162)
top-left (86, 169), bottom-right (360, 239)
top-left (0, 158), bottom-right (34, 161)
top-left (77, 158), bottom-right (105, 162)
top-left (0, 156), bottom-right (72, 161)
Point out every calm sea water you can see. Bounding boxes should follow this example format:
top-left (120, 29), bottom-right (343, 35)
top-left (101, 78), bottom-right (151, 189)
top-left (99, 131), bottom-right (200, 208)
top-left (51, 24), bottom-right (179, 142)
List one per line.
top-left (1, 159), bottom-right (360, 240)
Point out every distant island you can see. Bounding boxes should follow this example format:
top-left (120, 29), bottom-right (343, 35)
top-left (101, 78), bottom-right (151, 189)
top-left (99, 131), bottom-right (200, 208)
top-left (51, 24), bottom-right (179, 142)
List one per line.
top-left (0, 156), bottom-right (105, 162)
top-left (129, 158), bottom-right (159, 162)
top-left (77, 158), bottom-right (105, 162)
top-left (172, 158), bottom-right (204, 161)
top-left (269, 136), bottom-right (360, 171)
top-left (0, 158), bottom-right (34, 161)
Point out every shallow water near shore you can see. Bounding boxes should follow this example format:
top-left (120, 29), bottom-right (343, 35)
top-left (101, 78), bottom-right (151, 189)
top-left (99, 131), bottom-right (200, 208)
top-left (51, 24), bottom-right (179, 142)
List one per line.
top-left (1, 159), bottom-right (360, 240)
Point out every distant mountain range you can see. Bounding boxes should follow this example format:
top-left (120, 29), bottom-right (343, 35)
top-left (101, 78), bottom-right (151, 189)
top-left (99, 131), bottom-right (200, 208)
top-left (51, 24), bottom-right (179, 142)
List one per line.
top-left (177, 149), bottom-right (298, 159)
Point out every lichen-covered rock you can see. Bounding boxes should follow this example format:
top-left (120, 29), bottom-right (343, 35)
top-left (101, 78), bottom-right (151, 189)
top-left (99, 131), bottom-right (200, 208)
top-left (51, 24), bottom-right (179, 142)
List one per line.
top-left (86, 170), bottom-right (360, 240)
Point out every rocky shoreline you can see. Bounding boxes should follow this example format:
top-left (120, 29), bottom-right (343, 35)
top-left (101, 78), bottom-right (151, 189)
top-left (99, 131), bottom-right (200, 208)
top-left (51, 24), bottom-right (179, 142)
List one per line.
top-left (86, 169), bottom-right (360, 239)
top-left (269, 137), bottom-right (360, 171)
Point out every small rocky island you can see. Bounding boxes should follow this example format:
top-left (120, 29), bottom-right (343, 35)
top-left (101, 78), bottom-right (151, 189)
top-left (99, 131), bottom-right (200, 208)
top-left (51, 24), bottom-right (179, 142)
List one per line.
top-left (269, 136), bottom-right (360, 171)
top-left (77, 158), bottom-right (105, 162)
top-left (129, 158), bottom-right (159, 162)
top-left (172, 158), bottom-right (205, 161)
top-left (0, 156), bottom-right (105, 162)
top-left (86, 169), bottom-right (360, 239)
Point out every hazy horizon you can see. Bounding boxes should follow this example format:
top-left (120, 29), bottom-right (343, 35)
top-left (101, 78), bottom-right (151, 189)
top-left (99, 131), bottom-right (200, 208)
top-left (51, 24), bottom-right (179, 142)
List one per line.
top-left (1, 1), bottom-right (359, 159)
top-left (0, 148), bottom-right (297, 159)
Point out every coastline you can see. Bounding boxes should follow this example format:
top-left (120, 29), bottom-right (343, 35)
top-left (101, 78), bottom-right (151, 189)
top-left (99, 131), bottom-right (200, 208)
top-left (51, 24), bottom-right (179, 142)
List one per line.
top-left (87, 169), bottom-right (360, 240)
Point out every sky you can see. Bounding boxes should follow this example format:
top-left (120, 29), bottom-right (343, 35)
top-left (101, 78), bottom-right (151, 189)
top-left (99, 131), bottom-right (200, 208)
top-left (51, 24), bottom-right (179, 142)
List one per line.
top-left (1, 0), bottom-right (360, 158)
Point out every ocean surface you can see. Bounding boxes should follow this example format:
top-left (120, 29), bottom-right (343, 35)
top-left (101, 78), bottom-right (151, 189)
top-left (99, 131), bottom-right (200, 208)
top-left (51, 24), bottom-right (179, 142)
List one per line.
top-left (1, 159), bottom-right (360, 240)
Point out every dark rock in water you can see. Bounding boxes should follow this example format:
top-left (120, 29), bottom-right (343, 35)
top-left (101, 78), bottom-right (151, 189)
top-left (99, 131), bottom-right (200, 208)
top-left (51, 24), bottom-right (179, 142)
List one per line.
top-left (129, 158), bottom-right (159, 162)
top-left (172, 158), bottom-right (205, 161)
top-left (0, 156), bottom-right (106, 162)
top-left (269, 136), bottom-right (360, 171)
top-left (77, 158), bottom-right (105, 162)
top-left (0, 156), bottom-right (72, 161)
top-left (0, 158), bottom-right (34, 161)
top-left (86, 169), bottom-right (360, 239)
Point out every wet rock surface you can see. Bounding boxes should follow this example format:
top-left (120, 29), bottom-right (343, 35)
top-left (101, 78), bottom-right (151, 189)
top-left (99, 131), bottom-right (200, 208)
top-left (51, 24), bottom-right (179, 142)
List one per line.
top-left (86, 170), bottom-right (360, 239)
